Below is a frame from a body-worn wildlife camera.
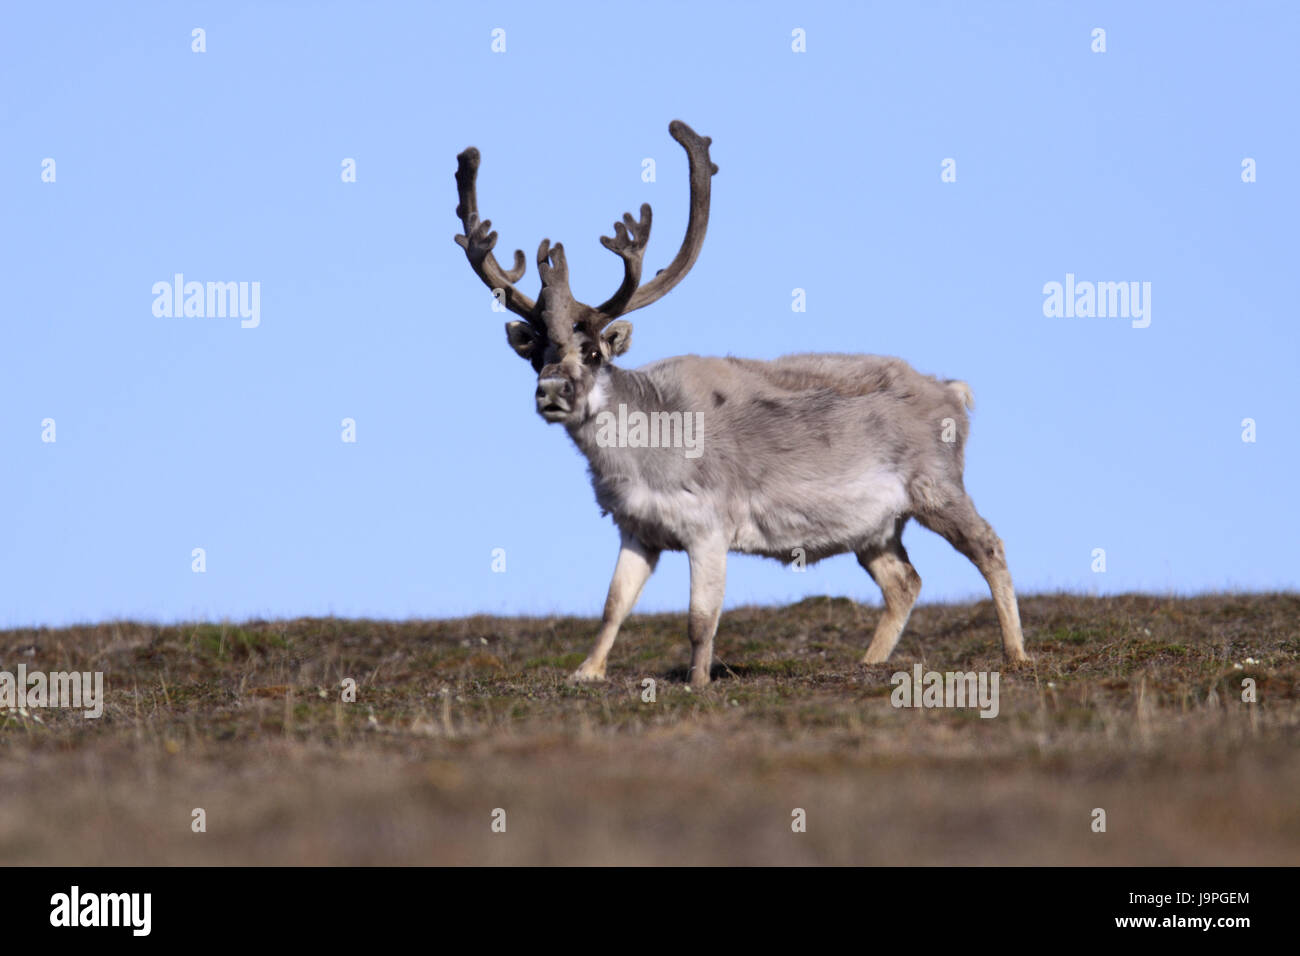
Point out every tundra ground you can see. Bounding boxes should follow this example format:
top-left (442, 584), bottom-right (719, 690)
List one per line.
top-left (1, 593), bottom-right (1297, 865)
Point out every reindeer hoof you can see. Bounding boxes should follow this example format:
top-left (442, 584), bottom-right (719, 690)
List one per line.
top-left (567, 664), bottom-right (606, 684)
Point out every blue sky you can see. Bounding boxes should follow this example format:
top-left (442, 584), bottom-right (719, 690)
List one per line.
top-left (2, 1), bottom-right (1296, 628)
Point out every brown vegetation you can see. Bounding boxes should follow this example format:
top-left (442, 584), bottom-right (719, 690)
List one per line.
top-left (1, 593), bottom-right (1296, 865)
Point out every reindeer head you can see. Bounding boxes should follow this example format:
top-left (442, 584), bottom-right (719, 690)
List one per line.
top-left (454, 120), bottom-right (718, 425)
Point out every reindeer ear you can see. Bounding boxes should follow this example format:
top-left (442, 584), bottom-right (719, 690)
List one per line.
top-left (505, 321), bottom-right (539, 361)
top-left (602, 320), bottom-right (633, 357)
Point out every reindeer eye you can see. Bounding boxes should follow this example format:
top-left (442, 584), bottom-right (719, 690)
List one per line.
top-left (583, 348), bottom-right (601, 367)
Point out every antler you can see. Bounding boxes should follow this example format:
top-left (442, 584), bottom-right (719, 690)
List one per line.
top-left (593, 203), bottom-right (652, 317)
top-left (588, 120), bottom-right (718, 330)
top-left (454, 120), bottom-right (717, 345)
top-left (536, 239), bottom-right (590, 351)
top-left (454, 147), bottom-right (538, 321)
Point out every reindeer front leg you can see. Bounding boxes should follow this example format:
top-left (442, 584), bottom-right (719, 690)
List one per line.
top-left (570, 530), bottom-right (659, 682)
top-left (686, 538), bottom-right (728, 687)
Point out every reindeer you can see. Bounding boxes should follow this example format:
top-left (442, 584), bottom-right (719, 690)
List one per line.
top-left (454, 120), bottom-right (1027, 687)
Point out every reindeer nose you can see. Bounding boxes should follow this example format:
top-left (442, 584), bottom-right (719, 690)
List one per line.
top-left (536, 376), bottom-right (574, 414)
top-left (536, 378), bottom-right (572, 400)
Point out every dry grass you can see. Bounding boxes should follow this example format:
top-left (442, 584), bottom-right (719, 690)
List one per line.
top-left (1, 593), bottom-right (1297, 865)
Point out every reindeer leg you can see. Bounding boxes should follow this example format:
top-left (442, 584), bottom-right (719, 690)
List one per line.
top-left (858, 539), bottom-right (922, 664)
top-left (686, 538), bottom-right (728, 687)
top-left (918, 495), bottom-right (1027, 662)
top-left (570, 531), bottom-right (659, 682)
